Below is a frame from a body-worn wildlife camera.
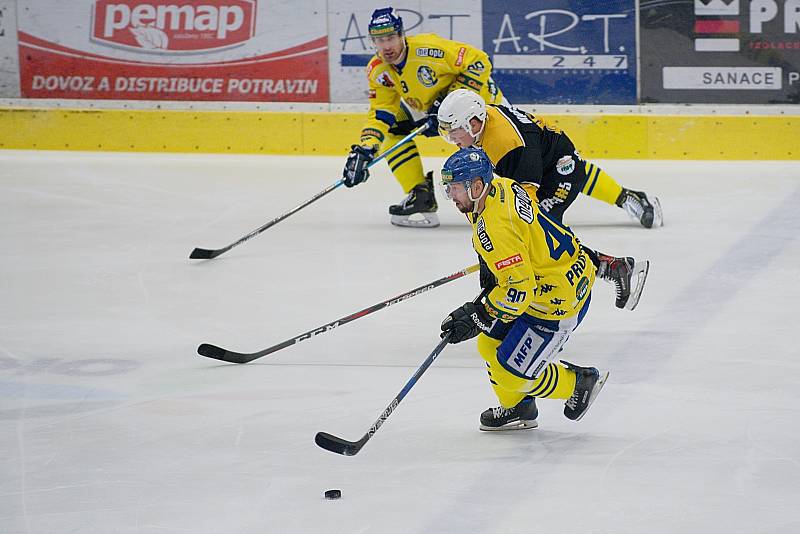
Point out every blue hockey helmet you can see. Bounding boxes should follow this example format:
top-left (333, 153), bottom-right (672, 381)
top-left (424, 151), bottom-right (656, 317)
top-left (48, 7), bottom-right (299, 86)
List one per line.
top-left (369, 8), bottom-right (404, 39)
top-left (441, 147), bottom-right (494, 200)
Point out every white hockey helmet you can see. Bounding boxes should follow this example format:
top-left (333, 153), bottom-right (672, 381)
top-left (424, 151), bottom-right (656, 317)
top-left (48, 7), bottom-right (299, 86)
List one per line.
top-left (437, 89), bottom-right (487, 145)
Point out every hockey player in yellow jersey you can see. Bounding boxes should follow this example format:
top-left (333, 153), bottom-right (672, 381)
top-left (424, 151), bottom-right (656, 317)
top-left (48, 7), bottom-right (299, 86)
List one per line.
top-left (439, 147), bottom-right (610, 430)
top-left (341, 7), bottom-right (506, 228)
top-left (437, 89), bottom-right (653, 311)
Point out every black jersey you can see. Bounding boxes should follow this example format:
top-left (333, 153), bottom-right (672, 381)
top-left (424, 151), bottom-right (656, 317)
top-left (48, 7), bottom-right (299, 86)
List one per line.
top-left (477, 105), bottom-right (569, 186)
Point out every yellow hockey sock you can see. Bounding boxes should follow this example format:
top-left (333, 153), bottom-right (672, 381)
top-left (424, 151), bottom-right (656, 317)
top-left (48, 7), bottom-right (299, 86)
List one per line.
top-left (583, 162), bottom-right (624, 206)
top-left (526, 362), bottom-right (577, 400)
top-left (383, 133), bottom-right (425, 193)
top-left (477, 334), bottom-right (578, 407)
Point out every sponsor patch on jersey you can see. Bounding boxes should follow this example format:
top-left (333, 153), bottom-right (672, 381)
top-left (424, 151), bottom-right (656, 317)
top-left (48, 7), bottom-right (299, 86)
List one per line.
top-left (416, 47), bottom-right (444, 59)
top-left (417, 65), bottom-right (437, 87)
top-left (376, 71), bottom-right (394, 88)
top-left (455, 47), bottom-right (466, 66)
top-left (476, 218), bottom-right (494, 252)
top-left (361, 128), bottom-right (384, 144)
top-left (565, 253), bottom-right (588, 287)
top-left (576, 276), bottom-right (589, 301)
top-left (456, 73), bottom-right (482, 90)
top-left (368, 89), bottom-right (376, 99)
top-left (485, 300), bottom-right (516, 322)
top-left (367, 57), bottom-right (383, 77)
top-left (556, 155), bottom-right (575, 175)
top-left (495, 254), bottom-right (523, 270)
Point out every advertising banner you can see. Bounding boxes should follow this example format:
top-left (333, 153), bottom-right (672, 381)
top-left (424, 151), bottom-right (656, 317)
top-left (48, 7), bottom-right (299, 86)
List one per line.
top-left (641, 0), bottom-right (800, 103)
top-left (482, 0), bottom-right (637, 104)
top-left (18, 0), bottom-right (329, 102)
top-left (0, 0), bottom-right (20, 97)
top-left (327, 0), bottom-right (483, 103)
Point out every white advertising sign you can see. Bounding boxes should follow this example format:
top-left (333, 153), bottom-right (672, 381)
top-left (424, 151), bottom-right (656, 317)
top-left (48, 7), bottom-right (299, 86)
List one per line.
top-left (0, 0), bottom-right (20, 97)
top-left (663, 66), bottom-right (782, 90)
top-left (327, 0), bottom-right (482, 103)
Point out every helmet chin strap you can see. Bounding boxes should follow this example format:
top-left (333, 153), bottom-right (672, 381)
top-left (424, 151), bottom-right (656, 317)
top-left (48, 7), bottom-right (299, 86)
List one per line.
top-left (472, 118), bottom-right (486, 145)
top-left (467, 180), bottom-right (490, 214)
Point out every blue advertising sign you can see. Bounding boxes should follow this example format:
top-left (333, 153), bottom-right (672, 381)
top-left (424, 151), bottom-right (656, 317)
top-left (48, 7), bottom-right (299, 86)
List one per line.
top-left (482, 0), bottom-right (637, 104)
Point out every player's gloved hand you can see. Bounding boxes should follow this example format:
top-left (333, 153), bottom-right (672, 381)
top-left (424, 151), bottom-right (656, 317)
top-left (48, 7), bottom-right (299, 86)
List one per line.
top-left (415, 99), bottom-right (442, 137)
top-left (388, 120), bottom-right (416, 136)
top-left (440, 301), bottom-right (494, 344)
top-left (342, 145), bottom-right (377, 188)
top-left (478, 256), bottom-right (497, 290)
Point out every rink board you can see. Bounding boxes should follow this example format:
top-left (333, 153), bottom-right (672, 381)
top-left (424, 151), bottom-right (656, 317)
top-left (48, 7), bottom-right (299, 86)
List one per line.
top-left (1, 107), bottom-right (799, 159)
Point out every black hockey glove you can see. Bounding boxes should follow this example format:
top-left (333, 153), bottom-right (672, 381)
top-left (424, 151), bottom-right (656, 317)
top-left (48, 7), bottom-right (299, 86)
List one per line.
top-left (388, 120), bottom-right (416, 136)
top-left (415, 99), bottom-right (442, 137)
top-left (342, 145), bottom-right (376, 188)
top-left (440, 301), bottom-right (495, 344)
top-left (478, 255), bottom-right (497, 290)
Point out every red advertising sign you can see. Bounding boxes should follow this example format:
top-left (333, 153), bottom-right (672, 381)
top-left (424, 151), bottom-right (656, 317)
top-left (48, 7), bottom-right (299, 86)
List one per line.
top-left (18, 0), bottom-right (329, 102)
top-left (91, 0), bottom-right (257, 53)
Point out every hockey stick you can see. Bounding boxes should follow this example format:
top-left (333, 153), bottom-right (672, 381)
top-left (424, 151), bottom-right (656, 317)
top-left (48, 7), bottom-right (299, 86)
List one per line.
top-left (197, 263), bottom-right (478, 364)
top-left (315, 288), bottom-right (489, 456)
top-left (189, 123), bottom-right (430, 260)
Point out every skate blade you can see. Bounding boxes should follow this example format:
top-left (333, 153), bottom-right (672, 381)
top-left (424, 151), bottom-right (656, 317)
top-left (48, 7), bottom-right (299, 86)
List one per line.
top-left (624, 260), bottom-right (650, 311)
top-left (479, 419), bottom-right (538, 432)
top-left (651, 197), bottom-right (664, 228)
top-left (390, 213), bottom-right (440, 228)
top-left (574, 371), bottom-right (609, 422)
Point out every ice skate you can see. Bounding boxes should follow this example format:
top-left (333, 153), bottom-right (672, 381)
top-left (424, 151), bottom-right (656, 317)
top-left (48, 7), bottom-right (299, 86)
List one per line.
top-left (597, 255), bottom-right (650, 311)
top-left (616, 188), bottom-right (663, 228)
top-left (479, 396), bottom-right (538, 431)
top-left (389, 171), bottom-right (440, 228)
top-left (562, 361), bottom-right (609, 421)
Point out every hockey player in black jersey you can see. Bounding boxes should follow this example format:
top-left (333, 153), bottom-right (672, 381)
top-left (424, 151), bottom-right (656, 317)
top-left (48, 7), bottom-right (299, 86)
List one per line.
top-left (438, 90), bottom-right (654, 310)
top-left (437, 89), bottom-right (663, 229)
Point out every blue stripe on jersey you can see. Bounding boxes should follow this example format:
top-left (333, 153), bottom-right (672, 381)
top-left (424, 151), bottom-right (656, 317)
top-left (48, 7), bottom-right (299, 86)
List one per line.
top-left (389, 152), bottom-right (420, 172)
top-left (387, 144), bottom-right (416, 164)
top-left (585, 166), bottom-right (601, 196)
top-left (341, 54), bottom-right (373, 67)
top-left (375, 110), bottom-right (396, 127)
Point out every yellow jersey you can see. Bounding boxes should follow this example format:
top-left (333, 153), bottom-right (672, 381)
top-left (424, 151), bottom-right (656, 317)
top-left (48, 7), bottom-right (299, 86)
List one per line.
top-left (472, 177), bottom-right (596, 322)
top-left (360, 33), bottom-right (504, 147)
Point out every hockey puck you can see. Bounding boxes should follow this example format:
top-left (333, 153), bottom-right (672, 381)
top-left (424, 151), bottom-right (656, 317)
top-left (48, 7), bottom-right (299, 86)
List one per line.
top-left (324, 489), bottom-right (341, 500)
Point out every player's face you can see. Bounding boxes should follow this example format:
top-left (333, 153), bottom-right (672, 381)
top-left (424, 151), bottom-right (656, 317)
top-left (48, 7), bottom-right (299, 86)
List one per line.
top-left (445, 181), bottom-right (475, 213)
top-left (447, 127), bottom-right (476, 148)
top-left (441, 118), bottom-right (483, 148)
top-left (372, 33), bottom-right (405, 64)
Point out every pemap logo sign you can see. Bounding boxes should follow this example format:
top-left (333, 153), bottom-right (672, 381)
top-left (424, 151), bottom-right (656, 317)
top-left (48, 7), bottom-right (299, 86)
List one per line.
top-left (91, 0), bottom-right (257, 53)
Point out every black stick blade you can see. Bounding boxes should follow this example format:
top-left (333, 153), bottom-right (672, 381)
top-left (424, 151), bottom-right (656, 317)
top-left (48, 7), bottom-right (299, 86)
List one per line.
top-left (197, 343), bottom-right (246, 364)
top-left (189, 247), bottom-right (218, 260)
top-left (315, 432), bottom-right (365, 456)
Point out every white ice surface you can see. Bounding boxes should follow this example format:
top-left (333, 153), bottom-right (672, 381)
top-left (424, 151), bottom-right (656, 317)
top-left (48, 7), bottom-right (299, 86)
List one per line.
top-left (1, 151), bottom-right (799, 534)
